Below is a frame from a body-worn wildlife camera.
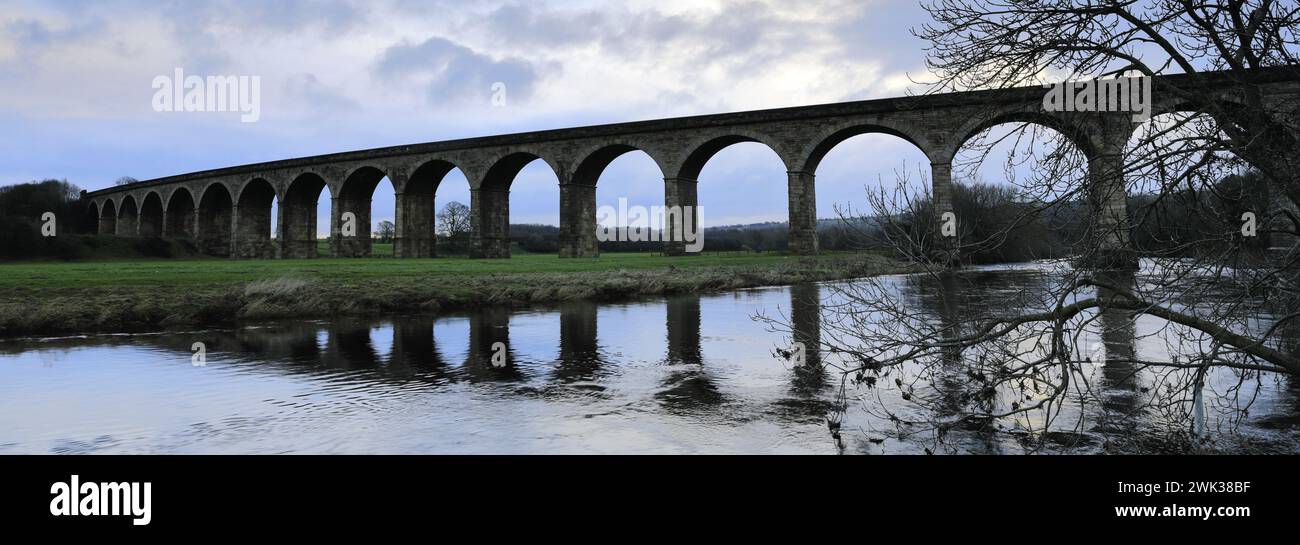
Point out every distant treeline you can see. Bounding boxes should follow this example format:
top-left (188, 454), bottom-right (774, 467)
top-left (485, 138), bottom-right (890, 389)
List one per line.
top-left (509, 222), bottom-right (796, 254)
top-left (1128, 170), bottom-right (1274, 256)
top-left (511, 171), bottom-right (1276, 262)
top-left (0, 180), bottom-right (100, 259)
top-left (849, 171), bottom-right (1275, 264)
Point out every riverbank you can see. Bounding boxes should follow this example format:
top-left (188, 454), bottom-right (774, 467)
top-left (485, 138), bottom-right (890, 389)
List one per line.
top-left (0, 251), bottom-right (909, 338)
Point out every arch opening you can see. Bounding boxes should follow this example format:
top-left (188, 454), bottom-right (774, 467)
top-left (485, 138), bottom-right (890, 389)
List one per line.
top-left (1125, 111), bottom-right (1271, 255)
top-left (402, 159), bottom-right (470, 258)
top-left (282, 173), bottom-right (329, 259)
top-left (117, 195), bottom-right (139, 237)
top-left (165, 188), bottom-right (196, 239)
top-left (813, 133), bottom-right (933, 252)
top-left (334, 166), bottom-right (393, 258)
top-left (95, 200), bottom-right (115, 235)
top-left (477, 152), bottom-right (560, 258)
top-left (805, 125), bottom-right (929, 174)
top-left (687, 139), bottom-right (787, 254)
top-left (583, 147), bottom-right (665, 256)
top-left (234, 178), bottom-right (276, 259)
top-left (951, 120), bottom-right (1092, 264)
top-left (197, 183), bottom-right (234, 256)
top-left (955, 113), bottom-right (1095, 161)
top-left (139, 192), bottom-right (164, 237)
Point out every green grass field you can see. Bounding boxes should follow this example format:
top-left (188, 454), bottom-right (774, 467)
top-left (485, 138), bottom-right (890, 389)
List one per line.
top-left (0, 250), bottom-right (865, 290)
top-left (0, 249), bottom-right (904, 337)
top-left (316, 240), bottom-right (393, 257)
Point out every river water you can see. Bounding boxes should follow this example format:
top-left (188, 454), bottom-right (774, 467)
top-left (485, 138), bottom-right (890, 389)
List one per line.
top-left (2, 262), bottom-right (1298, 454)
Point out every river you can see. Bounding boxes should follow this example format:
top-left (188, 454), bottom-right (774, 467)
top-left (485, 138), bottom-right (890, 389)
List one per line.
top-left (2, 261), bottom-right (1298, 454)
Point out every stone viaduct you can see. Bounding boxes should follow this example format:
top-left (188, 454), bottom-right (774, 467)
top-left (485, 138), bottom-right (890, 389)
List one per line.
top-left (81, 67), bottom-right (1300, 263)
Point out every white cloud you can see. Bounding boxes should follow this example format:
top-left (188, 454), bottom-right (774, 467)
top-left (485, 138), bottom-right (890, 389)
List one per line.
top-left (2, 0), bottom-right (937, 228)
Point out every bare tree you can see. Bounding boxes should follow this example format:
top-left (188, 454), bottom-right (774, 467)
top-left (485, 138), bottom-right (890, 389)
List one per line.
top-left (114, 176), bottom-right (138, 186)
top-left (763, 1), bottom-right (1300, 453)
top-left (437, 201), bottom-right (471, 254)
top-left (375, 220), bottom-right (396, 244)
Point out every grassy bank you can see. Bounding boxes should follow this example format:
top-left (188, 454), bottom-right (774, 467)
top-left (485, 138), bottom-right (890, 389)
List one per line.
top-left (0, 251), bottom-right (908, 337)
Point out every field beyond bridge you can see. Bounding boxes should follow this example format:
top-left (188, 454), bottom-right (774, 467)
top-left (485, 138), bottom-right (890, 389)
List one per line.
top-left (0, 250), bottom-right (906, 338)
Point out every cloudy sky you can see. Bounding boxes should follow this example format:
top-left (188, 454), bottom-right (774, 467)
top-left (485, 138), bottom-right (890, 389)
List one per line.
top-left (2, 0), bottom-right (948, 230)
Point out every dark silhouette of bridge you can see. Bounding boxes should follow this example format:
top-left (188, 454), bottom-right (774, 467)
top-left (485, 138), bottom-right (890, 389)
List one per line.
top-left (81, 67), bottom-right (1300, 264)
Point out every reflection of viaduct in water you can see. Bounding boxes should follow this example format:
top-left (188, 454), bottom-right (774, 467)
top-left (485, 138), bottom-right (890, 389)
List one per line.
top-left (555, 300), bottom-right (604, 383)
top-left (655, 287), bottom-right (834, 412)
top-left (657, 294), bottom-right (725, 410)
top-left (325, 320), bottom-right (381, 369)
top-left (463, 307), bottom-right (525, 381)
top-left (1096, 271), bottom-right (1140, 417)
top-left (392, 317), bottom-right (440, 368)
top-left (911, 273), bottom-right (982, 418)
top-left (113, 289), bottom-right (832, 408)
top-left (789, 283), bottom-right (827, 395)
top-left (903, 268), bottom-right (1143, 436)
top-left (80, 68), bottom-right (1300, 263)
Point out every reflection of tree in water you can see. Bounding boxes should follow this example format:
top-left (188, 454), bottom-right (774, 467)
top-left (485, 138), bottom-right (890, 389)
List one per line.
top-left (656, 294), bottom-right (725, 412)
top-left (906, 272), bottom-right (1008, 453)
top-left (1274, 315), bottom-right (1300, 416)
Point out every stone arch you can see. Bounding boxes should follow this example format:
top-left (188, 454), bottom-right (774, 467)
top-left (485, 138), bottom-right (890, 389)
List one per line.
top-left (948, 111), bottom-right (1100, 202)
top-left (480, 151), bottom-right (560, 192)
top-left (333, 164), bottom-right (391, 258)
top-left (234, 177), bottom-right (276, 258)
top-left (281, 172), bottom-right (330, 259)
top-left (1123, 104), bottom-right (1274, 254)
top-left (951, 111), bottom-right (1096, 160)
top-left (165, 187), bottom-right (197, 238)
top-left (800, 122), bottom-right (933, 174)
top-left (116, 194), bottom-right (139, 237)
top-left (557, 143), bottom-right (671, 258)
top-left (796, 121), bottom-right (939, 256)
top-left (571, 143), bottom-right (669, 186)
top-left (397, 158), bottom-right (471, 258)
top-left (197, 181), bottom-right (234, 256)
top-left (93, 199), bottom-right (115, 235)
top-left (338, 164), bottom-right (389, 200)
top-left (674, 131), bottom-right (791, 181)
top-left (808, 124), bottom-right (937, 227)
top-left (951, 111), bottom-right (1132, 267)
top-left (669, 133), bottom-right (790, 255)
top-left (1133, 98), bottom-right (1258, 165)
top-left (406, 158), bottom-right (466, 194)
top-left (139, 191), bottom-right (165, 236)
top-left (474, 151), bottom-right (563, 258)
